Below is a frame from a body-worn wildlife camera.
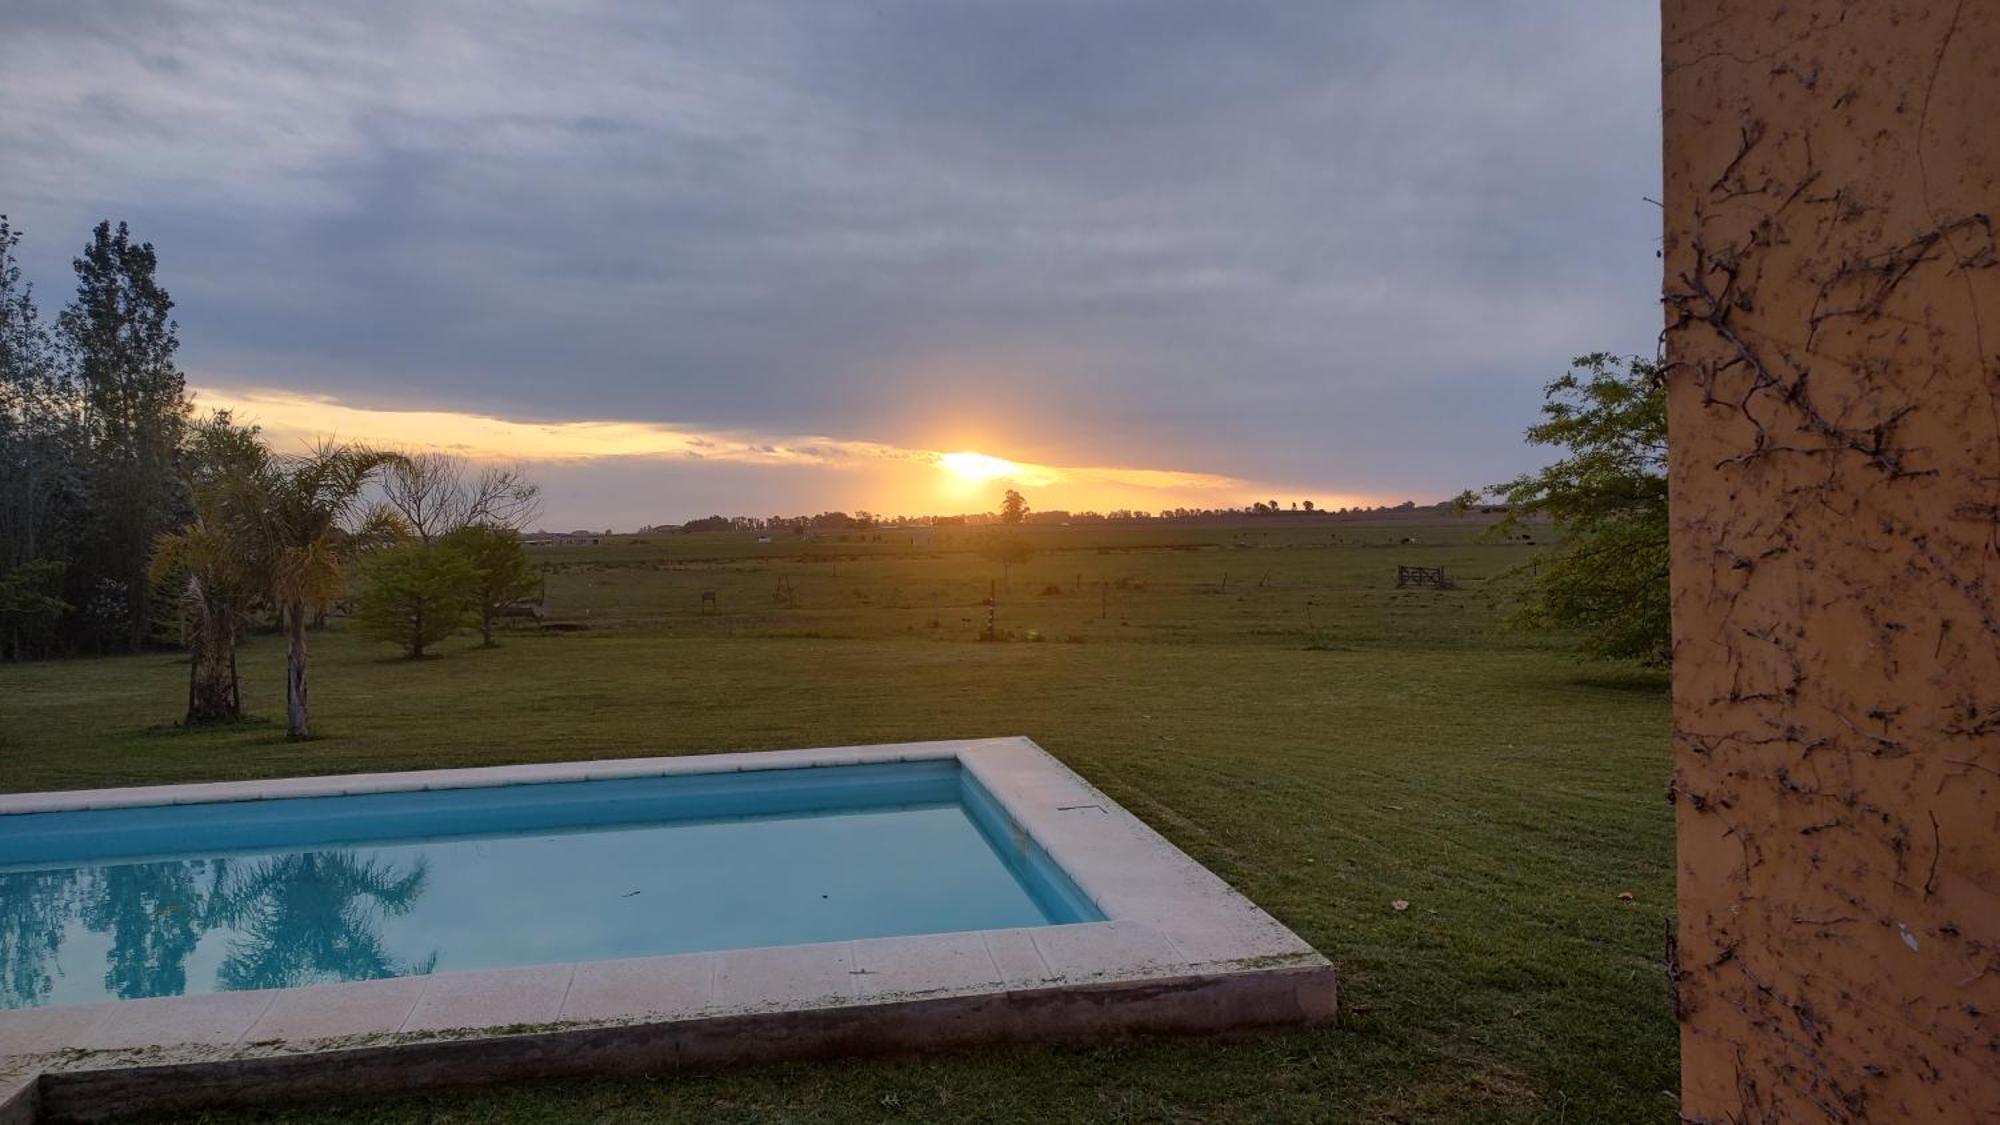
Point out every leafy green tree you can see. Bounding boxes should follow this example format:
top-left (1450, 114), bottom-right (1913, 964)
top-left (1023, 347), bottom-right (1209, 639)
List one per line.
top-left (59, 221), bottom-right (191, 652)
top-left (353, 541), bottom-right (476, 658)
top-left (181, 409), bottom-right (268, 491)
top-left (999, 488), bottom-right (1028, 525)
top-left (0, 560), bottom-right (69, 661)
top-left (1468, 353), bottom-right (1669, 665)
top-left (0, 216), bottom-right (87, 653)
top-left (443, 524), bottom-right (540, 646)
top-left (233, 444), bottom-right (403, 738)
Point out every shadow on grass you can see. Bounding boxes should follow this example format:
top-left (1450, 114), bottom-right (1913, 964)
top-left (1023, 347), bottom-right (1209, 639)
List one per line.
top-left (140, 715), bottom-right (283, 738)
top-left (1568, 669), bottom-right (1671, 693)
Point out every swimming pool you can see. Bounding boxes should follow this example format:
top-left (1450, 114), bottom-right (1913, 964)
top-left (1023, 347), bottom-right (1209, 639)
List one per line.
top-left (0, 739), bottom-right (1333, 1122)
top-left (0, 760), bottom-right (1099, 1009)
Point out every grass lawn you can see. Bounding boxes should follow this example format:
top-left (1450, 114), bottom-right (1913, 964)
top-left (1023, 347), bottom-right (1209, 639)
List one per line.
top-left (0, 519), bottom-right (1676, 1122)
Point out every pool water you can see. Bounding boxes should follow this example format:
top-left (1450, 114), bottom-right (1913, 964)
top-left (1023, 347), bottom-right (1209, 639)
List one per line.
top-left (0, 761), bottom-right (1100, 1009)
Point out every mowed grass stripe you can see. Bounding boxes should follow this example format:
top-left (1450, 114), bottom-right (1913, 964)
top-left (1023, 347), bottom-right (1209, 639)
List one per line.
top-left (0, 518), bottom-right (1674, 1122)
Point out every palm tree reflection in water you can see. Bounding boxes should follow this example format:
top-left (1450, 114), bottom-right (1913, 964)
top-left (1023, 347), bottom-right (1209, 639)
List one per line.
top-left (0, 848), bottom-right (436, 1006)
top-left (209, 851), bottom-right (437, 991)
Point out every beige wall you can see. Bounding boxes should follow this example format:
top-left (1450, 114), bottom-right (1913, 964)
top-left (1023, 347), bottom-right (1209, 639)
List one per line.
top-left (1663, 2), bottom-right (1999, 1120)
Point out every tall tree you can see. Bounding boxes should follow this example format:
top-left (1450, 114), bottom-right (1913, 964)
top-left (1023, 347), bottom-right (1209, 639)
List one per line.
top-left (58, 221), bottom-right (190, 651)
top-left (1466, 353), bottom-right (1669, 665)
top-left (999, 488), bottom-right (1028, 525)
top-left (0, 218), bottom-right (50, 565)
top-left (235, 444), bottom-right (403, 739)
top-left (0, 217), bottom-right (87, 651)
top-left (443, 523), bottom-right (540, 646)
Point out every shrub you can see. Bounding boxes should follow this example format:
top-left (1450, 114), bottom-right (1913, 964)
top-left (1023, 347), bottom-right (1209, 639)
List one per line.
top-left (352, 543), bottom-right (476, 658)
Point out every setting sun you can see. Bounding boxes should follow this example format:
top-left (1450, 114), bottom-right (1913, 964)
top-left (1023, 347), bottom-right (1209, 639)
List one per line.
top-left (937, 450), bottom-right (1026, 482)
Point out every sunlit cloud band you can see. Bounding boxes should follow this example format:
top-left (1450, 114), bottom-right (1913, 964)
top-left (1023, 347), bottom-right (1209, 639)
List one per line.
top-left (193, 385), bottom-right (1355, 515)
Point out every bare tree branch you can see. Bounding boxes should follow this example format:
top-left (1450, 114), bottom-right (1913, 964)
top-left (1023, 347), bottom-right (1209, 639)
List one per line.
top-left (378, 452), bottom-right (541, 542)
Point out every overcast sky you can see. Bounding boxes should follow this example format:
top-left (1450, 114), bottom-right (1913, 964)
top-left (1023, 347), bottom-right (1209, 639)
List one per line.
top-left (4, 1), bottom-right (1662, 527)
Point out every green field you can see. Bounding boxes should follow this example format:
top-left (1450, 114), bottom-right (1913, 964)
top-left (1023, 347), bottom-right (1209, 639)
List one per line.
top-left (0, 517), bottom-right (1676, 1123)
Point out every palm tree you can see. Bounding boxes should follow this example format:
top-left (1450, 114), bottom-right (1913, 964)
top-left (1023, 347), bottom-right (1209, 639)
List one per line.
top-left (150, 488), bottom-right (262, 723)
top-left (233, 442), bottom-right (403, 740)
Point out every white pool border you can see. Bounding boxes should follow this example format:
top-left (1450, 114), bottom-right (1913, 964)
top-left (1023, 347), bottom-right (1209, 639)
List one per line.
top-left (0, 737), bottom-right (1334, 1122)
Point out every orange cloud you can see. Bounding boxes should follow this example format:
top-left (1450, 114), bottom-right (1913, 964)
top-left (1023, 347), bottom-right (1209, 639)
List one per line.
top-left (192, 385), bottom-right (1366, 514)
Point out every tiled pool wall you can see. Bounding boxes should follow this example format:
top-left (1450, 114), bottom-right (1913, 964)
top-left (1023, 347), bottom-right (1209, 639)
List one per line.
top-left (0, 757), bottom-right (983, 870)
top-left (3, 757), bottom-right (1109, 1010)
top-left (0, 738), bottom-right (1335, 1123)
top-left (957, 764), bottom-right (1103, 924)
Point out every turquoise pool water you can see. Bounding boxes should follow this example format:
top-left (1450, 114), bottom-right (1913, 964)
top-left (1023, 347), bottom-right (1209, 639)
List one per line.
top-left (0, 761), bottom-right (1100, 1010)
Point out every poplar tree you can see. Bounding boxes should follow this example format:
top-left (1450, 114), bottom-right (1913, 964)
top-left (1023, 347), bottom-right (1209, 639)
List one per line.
top-left (58, 221), bottom-right (190, 651)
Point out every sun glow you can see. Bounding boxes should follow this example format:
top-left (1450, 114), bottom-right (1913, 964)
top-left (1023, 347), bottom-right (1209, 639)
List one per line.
top-left (190, 384), bottom-right (1373, 517)
top-left (937, 450), bottom-right (1026, 483)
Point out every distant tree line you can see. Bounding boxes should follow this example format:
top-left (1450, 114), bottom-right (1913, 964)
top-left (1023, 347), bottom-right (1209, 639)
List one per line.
top-left (672, 510), bottom-right (883, 534)
top-left (645, 498), bottom-right (1445, 534)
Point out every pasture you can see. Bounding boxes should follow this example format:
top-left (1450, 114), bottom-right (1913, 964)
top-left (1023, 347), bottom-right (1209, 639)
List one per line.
top-left (0, 516), bottom-right (1677, 1123)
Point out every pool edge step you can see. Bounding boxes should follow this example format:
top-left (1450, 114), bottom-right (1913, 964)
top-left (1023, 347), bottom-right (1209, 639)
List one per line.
top-left (24, 963), bottom-right (1335, 1124)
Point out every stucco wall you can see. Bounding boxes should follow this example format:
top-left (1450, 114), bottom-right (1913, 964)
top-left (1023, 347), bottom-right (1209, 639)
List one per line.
top-left (1663, 2), bottom-right (1999, 1120)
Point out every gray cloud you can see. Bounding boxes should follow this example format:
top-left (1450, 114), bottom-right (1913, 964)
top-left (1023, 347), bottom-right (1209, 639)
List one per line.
top-left (2, 0), bottom-right (1661, 519)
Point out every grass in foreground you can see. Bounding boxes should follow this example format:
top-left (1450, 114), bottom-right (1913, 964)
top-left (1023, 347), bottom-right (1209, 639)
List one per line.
top-left (0, 520), bottom-right (1675, 1122)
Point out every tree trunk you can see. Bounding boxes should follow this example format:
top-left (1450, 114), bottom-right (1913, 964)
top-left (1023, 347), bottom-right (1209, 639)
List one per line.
top-left (480, 608), bottom-right (494, 647)
top-left (127, 564), bottom-right (148, 654)
top-left (410, 607), bottom-right (424, 659)
top-left (186, 645), bottom-right (238, 723)
top-left (285, 604), bottom-right (310, 740)
top-left (185, 604), bottom-right (241, 725)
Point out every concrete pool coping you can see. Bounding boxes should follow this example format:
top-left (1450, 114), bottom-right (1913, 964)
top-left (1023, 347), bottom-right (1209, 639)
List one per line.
top-left (0, 737), bottom-right (1335, 1122)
